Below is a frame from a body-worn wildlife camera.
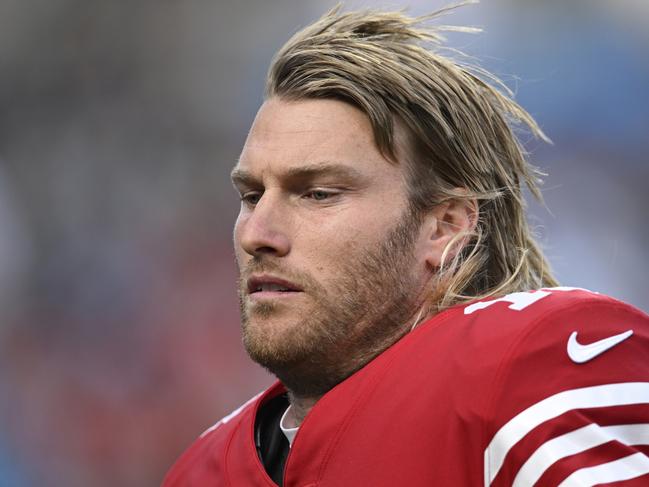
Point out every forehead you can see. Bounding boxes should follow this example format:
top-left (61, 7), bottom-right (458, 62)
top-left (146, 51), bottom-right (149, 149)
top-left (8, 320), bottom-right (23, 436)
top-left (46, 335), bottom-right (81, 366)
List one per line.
top-left (235, 98), bottom-right (403, 181)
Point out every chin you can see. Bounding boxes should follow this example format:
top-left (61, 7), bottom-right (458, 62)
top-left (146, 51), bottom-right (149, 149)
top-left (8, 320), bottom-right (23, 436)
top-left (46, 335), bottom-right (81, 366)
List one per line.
top-left (242, 306), bottom-right (336, 371)
top-left (242, 324), bottom-right (305, 370)
top-left (242, 312), bottom-right (305, 360)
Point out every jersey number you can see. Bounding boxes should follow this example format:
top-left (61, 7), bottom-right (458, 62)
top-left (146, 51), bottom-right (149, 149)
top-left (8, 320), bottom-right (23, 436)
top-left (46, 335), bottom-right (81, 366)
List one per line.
top-left (464, 287), bottom-right (589, 315)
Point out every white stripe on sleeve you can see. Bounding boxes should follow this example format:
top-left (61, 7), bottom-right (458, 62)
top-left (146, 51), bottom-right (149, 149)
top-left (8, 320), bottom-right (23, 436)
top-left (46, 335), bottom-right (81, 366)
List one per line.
top-left (200, 391), bottom-right (264, 438)
top-left (557, 452), bottom-right (649, 487)
top-left (512, 423), bottom-right (649, 487)
top-left (484, 382), bottom-right (649, 486)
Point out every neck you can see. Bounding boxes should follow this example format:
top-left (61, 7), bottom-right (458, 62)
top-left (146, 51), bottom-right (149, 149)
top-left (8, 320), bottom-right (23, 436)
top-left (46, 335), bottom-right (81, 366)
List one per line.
top-left (285, 392), bottom-right (319, 428)
top-left (281, 303), bottom-right (432, 428)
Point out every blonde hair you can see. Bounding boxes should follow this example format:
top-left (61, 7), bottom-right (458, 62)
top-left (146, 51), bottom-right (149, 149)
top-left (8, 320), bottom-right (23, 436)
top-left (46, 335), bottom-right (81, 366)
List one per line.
top-left (265, 3), bottom-right (558, 312)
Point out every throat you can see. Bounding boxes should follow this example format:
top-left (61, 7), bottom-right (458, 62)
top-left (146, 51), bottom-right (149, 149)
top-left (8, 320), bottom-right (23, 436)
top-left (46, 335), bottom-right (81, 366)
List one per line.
top-left (285, 392), bottom-right (320, 428)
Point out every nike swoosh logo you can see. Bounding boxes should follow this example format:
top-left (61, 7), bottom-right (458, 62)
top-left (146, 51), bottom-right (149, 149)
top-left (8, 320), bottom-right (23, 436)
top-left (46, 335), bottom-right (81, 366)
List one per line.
top-left (567, 329), bottom-right (633, 364)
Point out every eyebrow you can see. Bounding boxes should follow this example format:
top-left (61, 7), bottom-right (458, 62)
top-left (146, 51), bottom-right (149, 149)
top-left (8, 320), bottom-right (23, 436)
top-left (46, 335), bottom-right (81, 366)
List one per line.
top-left (230, 162), bottom-right (365, 187)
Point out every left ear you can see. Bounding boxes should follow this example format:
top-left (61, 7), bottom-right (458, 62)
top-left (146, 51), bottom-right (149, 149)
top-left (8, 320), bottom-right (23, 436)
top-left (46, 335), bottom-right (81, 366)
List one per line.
top-left (420, 194), bottom-right (478, 269)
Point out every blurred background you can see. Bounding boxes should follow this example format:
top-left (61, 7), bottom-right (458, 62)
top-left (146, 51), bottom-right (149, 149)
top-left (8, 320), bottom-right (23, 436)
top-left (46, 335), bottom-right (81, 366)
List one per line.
top-left (0, 0), bottom-right (647, 485)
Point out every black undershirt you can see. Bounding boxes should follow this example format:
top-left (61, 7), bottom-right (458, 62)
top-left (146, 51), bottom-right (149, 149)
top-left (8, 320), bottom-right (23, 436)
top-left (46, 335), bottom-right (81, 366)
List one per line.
top-left (254, 394), bottom-right (291, 486)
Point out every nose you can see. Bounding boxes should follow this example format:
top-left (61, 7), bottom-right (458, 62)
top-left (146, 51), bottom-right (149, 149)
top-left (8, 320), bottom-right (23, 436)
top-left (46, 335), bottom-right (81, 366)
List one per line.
top-left (236, 193), bottom-right (291, 258)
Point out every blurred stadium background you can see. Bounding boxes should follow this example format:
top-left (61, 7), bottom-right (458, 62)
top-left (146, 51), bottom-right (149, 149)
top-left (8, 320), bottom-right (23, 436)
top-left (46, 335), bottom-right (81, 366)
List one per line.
top-left (0, 0), bottom-right (647, 485)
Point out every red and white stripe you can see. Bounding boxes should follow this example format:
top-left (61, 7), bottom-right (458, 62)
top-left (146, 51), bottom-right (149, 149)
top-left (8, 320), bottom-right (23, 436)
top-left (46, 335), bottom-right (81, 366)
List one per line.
top-left (199, 391), bottom-right (264, 438)
top-left (484, 382), bottom-right (649, 487)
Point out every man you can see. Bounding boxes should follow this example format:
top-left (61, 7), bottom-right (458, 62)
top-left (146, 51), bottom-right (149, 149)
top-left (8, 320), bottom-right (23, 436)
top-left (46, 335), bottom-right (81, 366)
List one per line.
top-left (164, 5), bottom-right (649, 486)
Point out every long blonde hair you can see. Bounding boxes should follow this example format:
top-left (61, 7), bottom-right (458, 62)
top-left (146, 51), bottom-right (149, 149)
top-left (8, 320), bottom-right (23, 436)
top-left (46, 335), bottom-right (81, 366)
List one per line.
top-left (265, 4), bottom-right (558, 312)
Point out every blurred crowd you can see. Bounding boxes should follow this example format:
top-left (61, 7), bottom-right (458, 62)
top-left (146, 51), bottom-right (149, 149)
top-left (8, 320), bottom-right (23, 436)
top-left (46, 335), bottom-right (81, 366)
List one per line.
top-left (0, 1), bottom-right (647, 485)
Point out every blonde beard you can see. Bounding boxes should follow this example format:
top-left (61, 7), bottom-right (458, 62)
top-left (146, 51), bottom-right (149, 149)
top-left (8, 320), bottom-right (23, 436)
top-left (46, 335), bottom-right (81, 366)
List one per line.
top-left (238, 209), bottom-right (423, 396)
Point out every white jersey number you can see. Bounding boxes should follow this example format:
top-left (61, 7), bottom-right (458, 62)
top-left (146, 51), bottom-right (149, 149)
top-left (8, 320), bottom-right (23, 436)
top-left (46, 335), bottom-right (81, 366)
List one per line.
top-left (464, 287), bottom-right (591, 315)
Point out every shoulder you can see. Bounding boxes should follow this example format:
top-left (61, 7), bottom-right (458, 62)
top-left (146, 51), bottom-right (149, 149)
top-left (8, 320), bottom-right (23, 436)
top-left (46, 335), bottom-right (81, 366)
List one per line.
top-left (161, 387), bottom-right (271, 486)
top-left (458, 287), bottom-right (647, 366)
top-left (462, 286), bottom-right (645, 325)
top-left (410, 288), bottom-right (646, 386)
top-left (461, 287), bottom-right (649, 391)
top-left (467, 289), bottom-right (649, 486)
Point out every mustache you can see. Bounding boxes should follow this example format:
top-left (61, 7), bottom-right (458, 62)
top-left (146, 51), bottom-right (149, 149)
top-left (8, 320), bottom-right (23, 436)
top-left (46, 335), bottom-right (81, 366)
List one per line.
top-left (240, 259), bottom-right (288, 280)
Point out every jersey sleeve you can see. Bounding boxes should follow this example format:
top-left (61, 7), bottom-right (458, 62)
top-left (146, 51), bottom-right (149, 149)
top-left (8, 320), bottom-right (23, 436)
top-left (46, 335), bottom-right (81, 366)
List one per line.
top-left (482, 291), bottom-right (649, 487)
top-left (162, 391), bottom-right (264, 487)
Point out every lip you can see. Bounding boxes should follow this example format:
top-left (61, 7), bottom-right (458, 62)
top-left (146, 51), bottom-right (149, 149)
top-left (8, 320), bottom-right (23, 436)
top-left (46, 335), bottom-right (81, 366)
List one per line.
top-left (246, 274), bottom-right (304, 297)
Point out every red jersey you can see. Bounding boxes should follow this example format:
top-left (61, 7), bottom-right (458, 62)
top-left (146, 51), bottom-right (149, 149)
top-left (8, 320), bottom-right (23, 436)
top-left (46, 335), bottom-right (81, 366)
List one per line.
top-left (163, 288), bottom-right (649, 486)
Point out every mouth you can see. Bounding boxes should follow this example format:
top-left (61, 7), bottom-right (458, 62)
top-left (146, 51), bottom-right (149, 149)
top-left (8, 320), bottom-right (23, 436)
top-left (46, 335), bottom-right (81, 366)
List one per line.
top-left (247, 274), bottom-right (303, 298)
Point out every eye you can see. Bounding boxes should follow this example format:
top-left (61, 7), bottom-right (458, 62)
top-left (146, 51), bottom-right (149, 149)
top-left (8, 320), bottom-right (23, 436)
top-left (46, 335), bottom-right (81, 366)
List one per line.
top-left (240, 192), bottom-right (262, 206)
top-left (305, 190), bottom-right (334, 201)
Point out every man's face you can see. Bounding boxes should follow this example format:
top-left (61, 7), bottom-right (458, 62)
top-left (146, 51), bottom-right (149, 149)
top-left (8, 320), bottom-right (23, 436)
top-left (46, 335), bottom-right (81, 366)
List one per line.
top-left (232, 98), bottom-right (431, 395)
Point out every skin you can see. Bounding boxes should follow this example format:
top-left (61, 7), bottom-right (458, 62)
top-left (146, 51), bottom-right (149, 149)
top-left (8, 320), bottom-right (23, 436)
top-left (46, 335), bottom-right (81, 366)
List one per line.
top-left (232, 98), bottom-right (475, 427)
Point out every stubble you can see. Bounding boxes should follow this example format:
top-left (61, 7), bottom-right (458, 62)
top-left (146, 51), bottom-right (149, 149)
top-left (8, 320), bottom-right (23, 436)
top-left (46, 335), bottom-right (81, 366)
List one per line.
top-left (238, 209), bottom-right (424, 396)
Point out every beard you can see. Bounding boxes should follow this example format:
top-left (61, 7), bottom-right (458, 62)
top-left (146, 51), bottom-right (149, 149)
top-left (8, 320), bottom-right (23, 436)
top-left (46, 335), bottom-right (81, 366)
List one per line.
top-left (237, 209), bottom-right (424, 397)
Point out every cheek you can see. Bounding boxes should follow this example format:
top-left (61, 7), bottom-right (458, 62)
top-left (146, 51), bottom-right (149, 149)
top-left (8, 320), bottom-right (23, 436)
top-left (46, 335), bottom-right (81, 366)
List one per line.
top-left (302, 230), bottom-right (366, 275)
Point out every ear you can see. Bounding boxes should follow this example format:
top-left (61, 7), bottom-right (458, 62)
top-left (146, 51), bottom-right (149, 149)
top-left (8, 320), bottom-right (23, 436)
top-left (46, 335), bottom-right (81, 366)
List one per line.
top-left (421, 195), bottom-right (478, 269)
